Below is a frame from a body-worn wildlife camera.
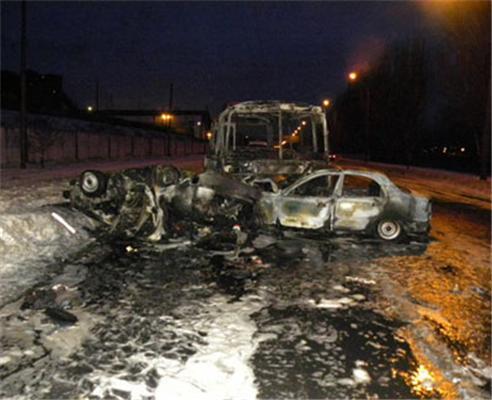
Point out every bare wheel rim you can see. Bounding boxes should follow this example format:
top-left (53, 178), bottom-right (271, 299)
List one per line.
top-left (81, 172), bottom-right (99, 194)
top-left (377, 220), bottom-right (401, 240)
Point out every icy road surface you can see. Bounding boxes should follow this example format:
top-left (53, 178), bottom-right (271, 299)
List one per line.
top-left (0, 160), bottom-right (490, 399)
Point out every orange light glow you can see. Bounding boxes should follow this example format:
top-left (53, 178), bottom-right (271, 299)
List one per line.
top-left (160, 113), bottom-right (173, 121)
top-left (322, 99), bottom-right (331, 107)
top-left (348, 72), bottom-right (358, 81)
top-left (206, 131), bottom-right (213, 140)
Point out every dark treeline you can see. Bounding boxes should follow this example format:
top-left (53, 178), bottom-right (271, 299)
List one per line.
top-left (331, 1), bottom-right (490, 178)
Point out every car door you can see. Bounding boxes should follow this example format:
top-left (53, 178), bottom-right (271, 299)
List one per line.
top-left (333, 173), bottom-right (385, 231)
top-left (276, 173), bottom-right (340, 229)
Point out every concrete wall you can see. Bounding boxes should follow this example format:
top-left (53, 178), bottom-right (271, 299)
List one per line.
top-left (0, 111), bottom-right (207, 167)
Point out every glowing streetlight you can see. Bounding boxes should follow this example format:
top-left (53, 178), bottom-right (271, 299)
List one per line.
top-left (87, 106), bottom-right (93, 112)
top-left (206, 131), bottom-right (213, 140)
top-left (348, 71), bottom-right (358, 82)
top-left (322, 99), bottom-right (331, 108)
top-left (160, 113), bottom-right (173, 121)
top-left (301, 121), bottom-right (307, 126)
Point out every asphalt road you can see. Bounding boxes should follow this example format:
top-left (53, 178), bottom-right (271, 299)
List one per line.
top-left (0, 162), bottom-right (490, 399)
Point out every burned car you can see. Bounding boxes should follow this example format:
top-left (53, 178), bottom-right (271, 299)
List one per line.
top-left (255, 169), bottom-right (431, 241)
top-left (65, 165), bottom-right (261, 241)
top-left (206, 101), bottom-right (331, 183)
top-left (66, 164), bottom-right (430, 242)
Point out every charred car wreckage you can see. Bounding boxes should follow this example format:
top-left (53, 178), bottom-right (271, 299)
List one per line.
top-left (65, 101), bottom-right (430, 242)
top-left (66, 165), bottom-right (431, 242)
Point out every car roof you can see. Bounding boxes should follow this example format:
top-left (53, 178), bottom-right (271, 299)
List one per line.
top-left (300, 168), bottom-right (392, 184)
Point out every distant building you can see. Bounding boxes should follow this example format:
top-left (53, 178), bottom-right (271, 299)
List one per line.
top-left (1, 70), bottom-right (78, 114)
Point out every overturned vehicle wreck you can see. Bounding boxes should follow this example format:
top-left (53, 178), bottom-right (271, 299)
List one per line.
top-left (66, 164), bottom-right (431, 242)
top-left (66, 165), bottom-right (261, 241)
top-left (206, 101), bottom-right (332, 185)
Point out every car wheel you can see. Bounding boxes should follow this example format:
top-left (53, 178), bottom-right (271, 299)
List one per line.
top-left (80, 170), bottom-right (107, 197)
top-left (376, 220), bottom-right (402, 241)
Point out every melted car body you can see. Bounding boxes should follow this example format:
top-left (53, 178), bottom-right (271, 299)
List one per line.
top-left (66, 165), bottom-right (260, 241)
top-left (67, 165), bottom-right (430, 242)
top-left (256, 169), bottom-right (431, 240)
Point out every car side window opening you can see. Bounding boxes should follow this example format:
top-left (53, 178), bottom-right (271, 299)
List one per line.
top-left (292, 175), bottom-right (339, 197)
top-left (342, 175), bottom-right (382, 197)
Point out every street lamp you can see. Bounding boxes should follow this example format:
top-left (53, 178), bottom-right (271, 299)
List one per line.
top-left (348, 71), bottom-right (358, 82)
top-left (322, 99), bottom-right (331, 108)
top-left (348, 71), bottom-right (370, 161)
top-left (87, 106), bottom-right (93, 112)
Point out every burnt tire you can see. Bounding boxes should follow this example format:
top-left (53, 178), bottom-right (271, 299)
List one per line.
top-left (154, 165), bottom-right (181, 186)
top-left (376, 219), bottom-right (402, 241)
top-left (80, 170), bottom-right (108, 197)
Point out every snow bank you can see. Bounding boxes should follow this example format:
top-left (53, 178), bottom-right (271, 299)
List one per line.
top-left (0, 180), bottom-right (97, 306)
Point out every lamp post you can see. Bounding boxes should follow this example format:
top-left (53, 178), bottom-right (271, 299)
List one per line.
top-left (321, 99), bottom-right (333, 155)
top-left (348, 71), bottom-right (370, 161)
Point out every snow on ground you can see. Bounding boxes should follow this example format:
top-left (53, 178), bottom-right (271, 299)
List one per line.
top-left (339, 158), bottom-right (491, 210)
top-left (154, 292), bottom-right (268, 400)
top-left (0, 156), bottom-right (490, 399)
top-left (0, 175), bottom-right (97, 306)
top-left (0, 156), bottom-right (204, 306)
top-left (337, 159), bottom-right (491, 398)
top-left (77, 288), bottom-right (270, 400)
top-left (1, 155), bottom-right (488, 308)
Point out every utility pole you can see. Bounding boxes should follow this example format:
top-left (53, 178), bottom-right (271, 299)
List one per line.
top-left (19, 0), bottom-right (28, 168)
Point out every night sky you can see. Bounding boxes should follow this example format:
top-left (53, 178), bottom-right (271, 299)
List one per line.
top-left (1, 1), bottom-right (438, 114)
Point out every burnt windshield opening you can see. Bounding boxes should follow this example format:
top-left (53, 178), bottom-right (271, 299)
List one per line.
top-left (213, 101), bottom-right (329, 162)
